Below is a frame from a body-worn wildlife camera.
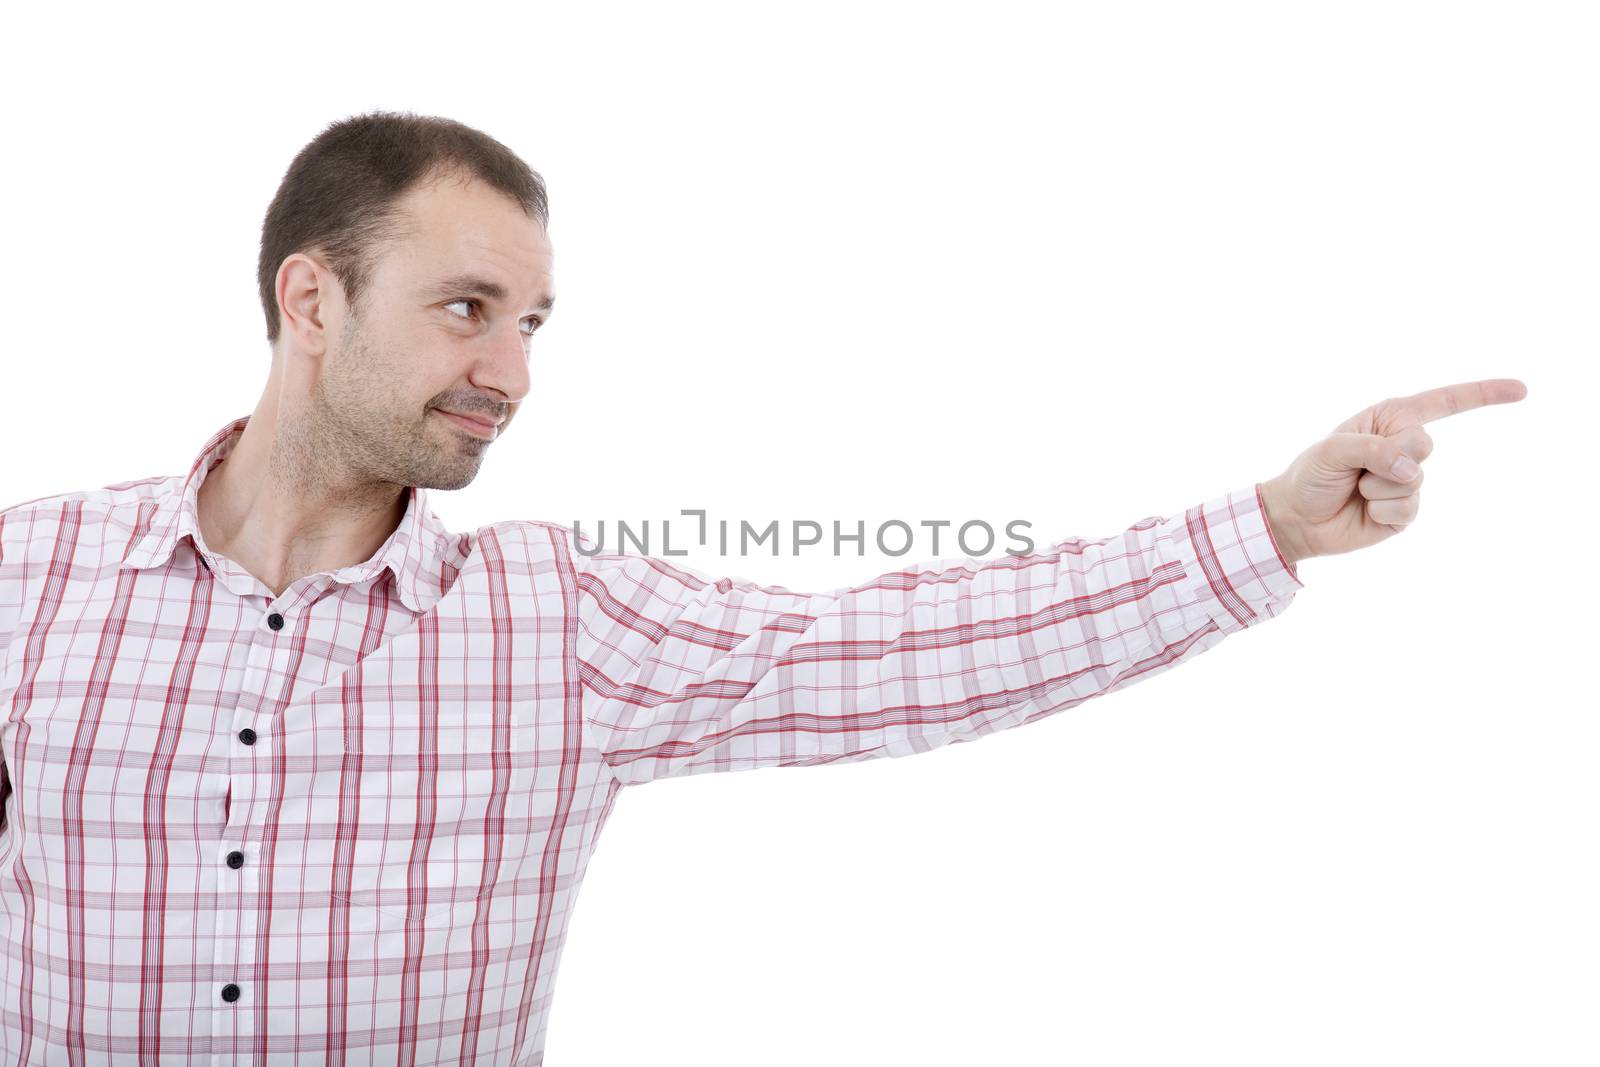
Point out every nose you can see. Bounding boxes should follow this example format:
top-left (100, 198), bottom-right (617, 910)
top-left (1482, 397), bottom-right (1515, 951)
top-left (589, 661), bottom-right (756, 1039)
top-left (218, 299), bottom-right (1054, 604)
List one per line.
top-left (470, 320), bottom-right (532, 407)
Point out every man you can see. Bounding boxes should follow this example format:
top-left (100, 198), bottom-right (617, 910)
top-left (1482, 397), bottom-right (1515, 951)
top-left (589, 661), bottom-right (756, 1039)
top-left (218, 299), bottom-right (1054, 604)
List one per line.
top-left (0, 110), bottom-right (1526, 1064)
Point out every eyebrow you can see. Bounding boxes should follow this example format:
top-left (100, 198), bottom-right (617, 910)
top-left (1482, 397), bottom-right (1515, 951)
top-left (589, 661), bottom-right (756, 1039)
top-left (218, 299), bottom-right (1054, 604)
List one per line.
top-left (426, 273), bottom-right (555, 314)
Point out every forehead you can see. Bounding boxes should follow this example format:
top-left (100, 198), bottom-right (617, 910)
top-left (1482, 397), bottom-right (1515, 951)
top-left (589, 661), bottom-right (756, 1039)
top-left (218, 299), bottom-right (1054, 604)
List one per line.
top-left (385, 172), bottom-right (553, 296)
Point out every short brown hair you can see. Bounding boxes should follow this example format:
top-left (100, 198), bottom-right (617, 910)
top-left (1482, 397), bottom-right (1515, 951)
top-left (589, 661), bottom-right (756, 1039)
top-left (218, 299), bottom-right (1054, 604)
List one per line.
top-left (256, 110), bottom-right (549, 345)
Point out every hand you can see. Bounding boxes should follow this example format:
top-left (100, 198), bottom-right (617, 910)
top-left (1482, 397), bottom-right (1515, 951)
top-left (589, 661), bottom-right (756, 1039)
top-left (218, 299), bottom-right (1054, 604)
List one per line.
top-left (1260, 378), bottom-right (1528, 566)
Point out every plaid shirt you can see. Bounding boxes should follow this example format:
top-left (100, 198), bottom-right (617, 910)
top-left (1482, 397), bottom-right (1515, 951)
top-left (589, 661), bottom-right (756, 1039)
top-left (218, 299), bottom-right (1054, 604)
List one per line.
top-left (0, 413), bottom-right (1303, 1065)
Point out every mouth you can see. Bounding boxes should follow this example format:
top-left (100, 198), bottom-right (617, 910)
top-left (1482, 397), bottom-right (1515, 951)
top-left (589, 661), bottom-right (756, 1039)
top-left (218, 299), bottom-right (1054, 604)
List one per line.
top-left (435, 409), bottom-right (499, 439)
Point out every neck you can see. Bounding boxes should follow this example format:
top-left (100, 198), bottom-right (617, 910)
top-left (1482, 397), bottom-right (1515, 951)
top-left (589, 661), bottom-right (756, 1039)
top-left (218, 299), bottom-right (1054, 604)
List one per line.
top-left (196, 388), bottom-right (408, 598)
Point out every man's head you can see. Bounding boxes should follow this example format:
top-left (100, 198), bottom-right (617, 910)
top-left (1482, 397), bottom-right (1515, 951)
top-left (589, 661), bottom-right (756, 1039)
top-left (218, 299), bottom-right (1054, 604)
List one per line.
top-left (256, 111), bottom-right (554, 492)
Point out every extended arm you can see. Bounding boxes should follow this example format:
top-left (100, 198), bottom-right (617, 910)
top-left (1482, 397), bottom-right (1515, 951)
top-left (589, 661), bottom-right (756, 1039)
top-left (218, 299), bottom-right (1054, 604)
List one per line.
top-left (574, 482), bottom-right (1303, 788)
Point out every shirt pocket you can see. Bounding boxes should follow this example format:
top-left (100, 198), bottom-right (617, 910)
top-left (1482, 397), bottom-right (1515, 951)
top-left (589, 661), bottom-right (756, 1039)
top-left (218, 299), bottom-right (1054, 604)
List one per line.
top-left (322, 753), bottom-right (523, 926)
top-left (330, 876), bottom-right (486, 925)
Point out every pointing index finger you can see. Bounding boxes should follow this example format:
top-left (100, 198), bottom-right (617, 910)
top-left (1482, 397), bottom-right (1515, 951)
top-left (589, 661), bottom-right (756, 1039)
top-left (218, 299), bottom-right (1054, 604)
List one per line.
top-left (1401, 378), bottom-right (1528, 424)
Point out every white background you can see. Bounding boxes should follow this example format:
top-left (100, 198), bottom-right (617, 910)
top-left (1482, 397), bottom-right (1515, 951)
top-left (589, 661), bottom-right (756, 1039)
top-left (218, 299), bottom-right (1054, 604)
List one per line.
top-left (2, 2), bottom-right (1595, 1064)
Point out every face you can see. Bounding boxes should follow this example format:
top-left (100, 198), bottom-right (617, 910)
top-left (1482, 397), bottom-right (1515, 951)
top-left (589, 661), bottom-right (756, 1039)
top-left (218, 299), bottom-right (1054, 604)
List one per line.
top-left (308, 169), bottom-right (554, 492)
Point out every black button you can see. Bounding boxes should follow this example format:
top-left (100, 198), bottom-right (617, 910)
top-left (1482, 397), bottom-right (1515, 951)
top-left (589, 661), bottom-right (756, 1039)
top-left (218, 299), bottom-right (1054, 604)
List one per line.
top-left (238, 728), bottom-right (257, 746)
top-left (220, 983), bottom-right (240, 1003)
top-left (267, 613), bottom-right (284, 631)
top-left (226, 850), bottom-right (244, 870)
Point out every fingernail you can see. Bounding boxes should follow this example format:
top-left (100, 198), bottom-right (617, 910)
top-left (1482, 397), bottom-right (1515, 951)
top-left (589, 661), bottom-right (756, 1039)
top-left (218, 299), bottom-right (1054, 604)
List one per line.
top-left (1391, 455), bottom-right (1420, 481)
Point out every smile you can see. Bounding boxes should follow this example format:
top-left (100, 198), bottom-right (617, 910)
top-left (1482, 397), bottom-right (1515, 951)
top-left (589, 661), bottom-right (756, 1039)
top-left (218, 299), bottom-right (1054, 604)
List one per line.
top-left (436, 410), bottom-right (498, 439)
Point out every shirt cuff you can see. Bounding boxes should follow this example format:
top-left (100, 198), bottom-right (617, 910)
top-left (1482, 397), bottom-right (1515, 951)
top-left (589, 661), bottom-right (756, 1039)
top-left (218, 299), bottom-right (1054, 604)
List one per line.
top-left (1155, 481), bottom-right (1306, 640)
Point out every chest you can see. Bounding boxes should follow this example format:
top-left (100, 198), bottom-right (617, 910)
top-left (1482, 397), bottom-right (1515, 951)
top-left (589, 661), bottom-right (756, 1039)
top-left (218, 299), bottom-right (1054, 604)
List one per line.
top-left (0, 558), bottom-right (616, 917)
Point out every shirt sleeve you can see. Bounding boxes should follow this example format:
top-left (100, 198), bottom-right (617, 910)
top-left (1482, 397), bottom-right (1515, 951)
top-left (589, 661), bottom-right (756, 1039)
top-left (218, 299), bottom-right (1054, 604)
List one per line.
top-left (574, 482), bottom-right (1305, 788)
top-left (0, 503), bottom-right (26, 668)
top-left (0, 503), bottom-right (26, 831)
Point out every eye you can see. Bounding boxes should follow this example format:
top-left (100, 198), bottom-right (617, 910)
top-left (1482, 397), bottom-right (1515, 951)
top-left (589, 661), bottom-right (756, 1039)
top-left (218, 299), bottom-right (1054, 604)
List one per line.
top-left (444, 299), bottom-right (542, 337)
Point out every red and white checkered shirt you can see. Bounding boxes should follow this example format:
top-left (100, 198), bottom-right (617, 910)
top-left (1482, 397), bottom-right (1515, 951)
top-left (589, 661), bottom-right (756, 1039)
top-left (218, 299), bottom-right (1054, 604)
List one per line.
top-left (0, 413), bottom-right (1303, 1064)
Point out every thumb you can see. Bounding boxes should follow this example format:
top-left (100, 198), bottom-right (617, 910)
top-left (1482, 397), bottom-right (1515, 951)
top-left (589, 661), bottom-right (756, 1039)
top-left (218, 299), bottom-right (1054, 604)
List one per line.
top-left (1318, 430), bottom-right (1428, 483)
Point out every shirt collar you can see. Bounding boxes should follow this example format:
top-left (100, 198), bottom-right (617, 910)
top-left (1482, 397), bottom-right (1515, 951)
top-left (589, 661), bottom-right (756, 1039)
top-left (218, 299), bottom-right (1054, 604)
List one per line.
top-left (119, 413), bottom-right (451, 614)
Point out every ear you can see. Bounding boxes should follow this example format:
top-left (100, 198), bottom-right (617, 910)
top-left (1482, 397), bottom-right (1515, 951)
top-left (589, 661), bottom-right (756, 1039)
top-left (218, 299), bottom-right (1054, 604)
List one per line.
top-left (275, 251), bottom-right (340, 357)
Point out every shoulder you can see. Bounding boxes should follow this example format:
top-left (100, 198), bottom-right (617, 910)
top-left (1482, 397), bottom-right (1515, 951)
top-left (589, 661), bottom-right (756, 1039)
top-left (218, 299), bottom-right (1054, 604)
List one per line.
top-left (473, 518), bottom-right (575, 554)
top-left (1, 475), bottom-right (181, 560)
top-left (471, 518), bottom-right (673, 587)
